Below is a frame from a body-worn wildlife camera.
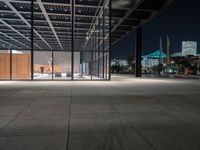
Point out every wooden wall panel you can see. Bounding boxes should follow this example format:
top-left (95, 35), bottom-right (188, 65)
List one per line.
top-left (12, 54), bottom-right (31, 79)
top-left (1, 53), bottom-right (63, 79)
top-left (54, 65), bottom-right (61, 73)
top-left (0, 53), bottom-right (10, 79)
top-left (34, 64), bottom-right (41, 73)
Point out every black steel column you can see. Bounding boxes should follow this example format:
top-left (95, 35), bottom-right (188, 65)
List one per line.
top-left (135, 27), bottom-right (142, 77)
top-left (90, 37), bottom-right (93, 80)
top-left (102, 7), bottom-right (105, 79)
top-left (108, 0), bottom-right (111, 80)
top-left (92, 34), bottom-right (95, 79)
top-left (71, 0), bottom-right (74, 80)
top-left (31, 0), bottom-right (34, 80)
top-left (94, 25), bottom-right (97, 76)
top-left (105, 53), bottom-right (108, 79)
top-left (52, 50), bottom-right (54, 80)
top-left (91, 51), bottom-right (93, 80)
top-left (97, 18), bottom-right (100, 77)
top-left (80, 52), bottom-right (83, 75)
top-left (10, 49), bottom-right (12, 80)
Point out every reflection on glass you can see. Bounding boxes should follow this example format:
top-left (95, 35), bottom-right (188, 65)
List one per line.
top-left (53, 51), bottom-right (71, 80)
top-left (34, 51), bottom-right (52, 80)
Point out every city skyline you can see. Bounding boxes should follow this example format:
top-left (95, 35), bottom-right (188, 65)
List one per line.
top-left (112, 0), bottom-right (200, 59)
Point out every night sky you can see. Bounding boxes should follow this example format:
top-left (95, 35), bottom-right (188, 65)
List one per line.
top-left (112, 0), bottom-right (200, 59)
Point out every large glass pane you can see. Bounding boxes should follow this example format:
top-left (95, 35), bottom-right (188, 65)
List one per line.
top-left (33, 51), bottom-right (52, 80)
top-left (73, 52), bottom-right (81, 79)
top-left (79, 52), bottom-right (92, 79)
top-left (53, 51), bottom-right (71, 80)
top-left (74, 0), bottom-right (110, 80)
top-left (0, 0), bottom-right (31, 80)
top-left (33, 0), bottom-right (71, 80)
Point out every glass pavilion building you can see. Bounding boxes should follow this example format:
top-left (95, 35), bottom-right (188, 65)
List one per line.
top-left (0, 0), bottom-right (173, 80)
top-left (0, 0), bottom-right (111, 80)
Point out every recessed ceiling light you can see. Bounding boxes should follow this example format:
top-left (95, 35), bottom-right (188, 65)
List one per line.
top-left (77, 9), bottom-right (82, 13)
top-left (50, 8), bottom-right (53, 11)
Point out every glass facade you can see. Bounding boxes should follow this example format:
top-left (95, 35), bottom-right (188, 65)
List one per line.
top-left (0, 0), bottom-right (110, 80)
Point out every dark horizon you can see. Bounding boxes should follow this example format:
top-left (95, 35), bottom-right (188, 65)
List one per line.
top-left (112, 0), bottom-right (200, 59)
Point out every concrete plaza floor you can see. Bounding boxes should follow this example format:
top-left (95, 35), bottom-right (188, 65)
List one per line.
top-left (0, 75), bottom-right (200, 150)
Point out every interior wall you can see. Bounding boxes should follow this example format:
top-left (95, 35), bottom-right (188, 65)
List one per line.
top-left (0, 53), bottom-right (31, 79)
top-left (0, 53), bottom-right (10, 79)
top-left (12, 54), bottom-right (31, 79)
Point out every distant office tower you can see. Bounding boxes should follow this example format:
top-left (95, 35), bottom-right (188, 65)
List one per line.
top-left (182, 41), bottom-right (197, 56)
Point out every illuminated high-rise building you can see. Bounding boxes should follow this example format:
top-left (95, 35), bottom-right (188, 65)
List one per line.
top-left (182, 41), bottom-right (197, 56)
